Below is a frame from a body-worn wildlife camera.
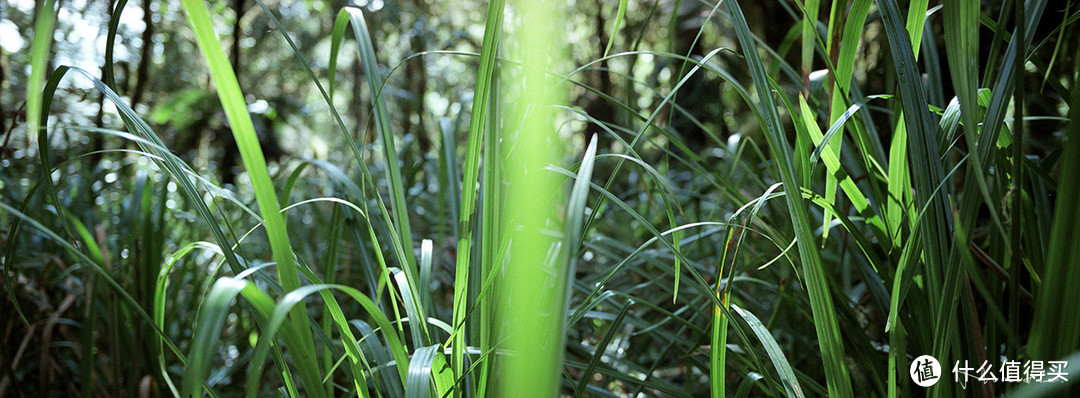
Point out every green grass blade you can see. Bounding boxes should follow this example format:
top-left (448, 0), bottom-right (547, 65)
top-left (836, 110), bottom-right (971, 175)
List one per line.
top-left (321, 9), bottom-right (422, 312)
top-left (244, 282), bottom-right (363, 398)
top-left (246, 282), bottom-right (412, 396)
top-left (342, 8), bottom-right (418, 280)
top-left (905, 0), bottom-right (930, 54)
top-left (495, 0), bottom-right (568, 395)
top-left (800, 0), bottom-right (820, 86)
top-left (827, 0), bottom-right (886, 245)
top-left (26, 0), bottom-right (56, 152)
top-left (475, 66), bottom-right (503, 398)
top-left (710, 236), bottom-right (731, 398)
top-left (886, 227), bottom-right (922, 397)
top-left (723, 1), bottom-right (853, 395)
top-left (732, 304), bottom-right (805, 398)
top-left (574, 299), bottom-right (631, 397)
top-left (177, 0), bottom-right (322, 395)
top-left (182, 277), bottom-right (249, 398)
top-left (566, 135), bottom-right (599, 270)
top-left (394, 268), bottom-right (432, 347)
top-left (568, 136), bottom-right (600, 396)
top-left (887, 0), bottom-right (931, 255)
top-left (1027, 43), bottom-right (1080, 381)
top-left (977, 1), bottom-right (1047, 164)
top-left (604, 0), bottom-right (628, 58)
top-left (61, 211), bottom-right (106, 266)
top-left (451, 0), bottom-right (504, 392)
top-left (406, 345), bottom-right (440, 398)
top-left (799, 0), bottom-right (836, 242)
top-left (102, 0), bottom-right (130, 90)
top-left (942, 0), bottom-right (1001, 307)
top-left (886, 118), bottom-right (913, 248)
top-left (14, 0), bottom-right (61, 326)
top-left (266, 3), bottom-right (412, 280)
top-left (420, 239), bottom-right (435, 322)
top-left (156, 242), bottom-right (226, 396)
top-left (830, 0), bottom-right (886, 185)
top-left (438, 118), bottom-right (461, 238)
top-left (350, 320), bottom-right (405, 394)
top-left (834, 0), bottom-right (872, 97)
top-left (797, 94), bottom-right (886, 242)
top-left (876, 0), bottom-right (953, 323)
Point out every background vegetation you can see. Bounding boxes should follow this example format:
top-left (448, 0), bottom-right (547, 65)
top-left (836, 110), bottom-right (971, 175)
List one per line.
top-left (2, 0), bottom-right (1080, 396)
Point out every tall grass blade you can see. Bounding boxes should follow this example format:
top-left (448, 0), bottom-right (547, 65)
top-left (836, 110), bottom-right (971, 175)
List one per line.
top-left (177, 0), bottom-right (322, 394)
top-left (724, 1), bottom-right (853, 395)
top-left (343, 8), bottom-right (419, 280)
top-left (155, 241), bottom-right (226, 396)
top-left (567, 135), bottom-right (598, 276)
top-left (1027, 42), bottom-right (1080, 394)
top-left (438, 119), bottom-right (461, 238)
top-left (710, 237), bottom-right (731, 398)
top-left (933, 4), bottom-right (1046, 391)
top-left (26, 0), bottom-right (56, 151)
top-left (10, 0), bottom-right (58, 326)
top-left (800, 0), bottom-right (820, 89)
top-left (495, 0), bottom-right (568, 395)
top-left (270, 3), bottom-right (409, 265)
top-left (876, 0), bottom-right (956, 362)
top-left (825, 0), bottom-right (890, 246)
top-left (475, 59), bottom-right (503, 398)
top-left (451, 0), bottom-right (504, 392)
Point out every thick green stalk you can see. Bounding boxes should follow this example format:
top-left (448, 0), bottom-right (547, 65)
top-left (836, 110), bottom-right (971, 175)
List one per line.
top-left (495, 0), bottom-right (569, 395)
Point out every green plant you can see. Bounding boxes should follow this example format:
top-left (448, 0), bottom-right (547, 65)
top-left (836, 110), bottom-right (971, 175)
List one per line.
top-left (3, 0), bottom-right (1079, 397)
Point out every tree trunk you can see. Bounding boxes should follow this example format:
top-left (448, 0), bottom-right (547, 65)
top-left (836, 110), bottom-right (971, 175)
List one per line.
top-left (129, 0), bottom-right (155, 109)
top-left (221, 0), bottom-right (244, 185)
top-left (584, 0), bottom-right (615, 137)
top-left (405, 6), bottom-right (430, 154)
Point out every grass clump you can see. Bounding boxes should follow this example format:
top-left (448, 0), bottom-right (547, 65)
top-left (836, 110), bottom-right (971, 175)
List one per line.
top-left (2, 0), bottom-right (1079, 397)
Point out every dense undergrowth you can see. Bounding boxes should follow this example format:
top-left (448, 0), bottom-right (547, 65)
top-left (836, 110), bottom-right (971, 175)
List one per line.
top-left (3, 0), bottom-right (1080, 397)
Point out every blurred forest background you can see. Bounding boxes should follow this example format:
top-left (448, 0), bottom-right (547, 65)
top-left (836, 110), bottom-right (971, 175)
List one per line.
top-left (2, 0), bottom-right (1080, 396)
top-left (1, 0), bottom-right (806, 177)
